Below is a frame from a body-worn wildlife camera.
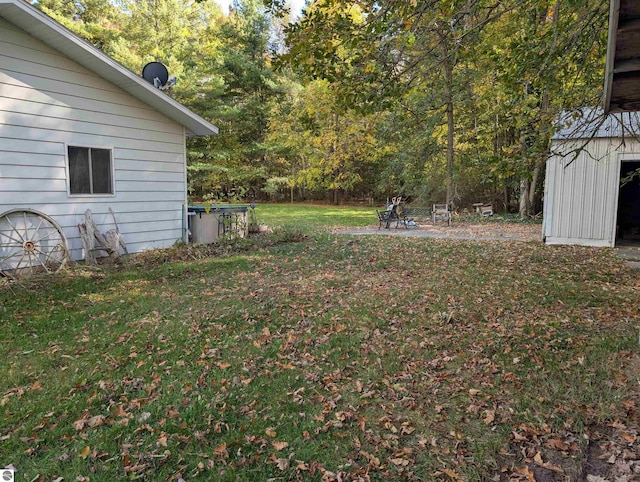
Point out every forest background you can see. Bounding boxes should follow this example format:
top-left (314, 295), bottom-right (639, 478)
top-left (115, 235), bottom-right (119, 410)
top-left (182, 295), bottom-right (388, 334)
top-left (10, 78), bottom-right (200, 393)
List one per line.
top-left (36, 0), bottom-right (609, 216)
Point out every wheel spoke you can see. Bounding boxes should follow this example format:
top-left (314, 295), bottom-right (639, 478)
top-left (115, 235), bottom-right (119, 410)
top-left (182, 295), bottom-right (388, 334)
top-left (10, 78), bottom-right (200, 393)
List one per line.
top-left (0, 231), bottom-right (24, 244)
top-left (33, 246), bottom-right (60, 263)
top-left (4, 215), bottom-right (25, 242)
top-left (26, 250), bottom-right (35, 271)
top-left (0, 251), bottom-right (23, 264)
top-left (37, 228), bottom-right (62, 243)
top-left (30, 250), bottom-right (50, 272)
top-left (14, 252), bottom-right (27, 270)
top-left (23, 212), bottom-right (29, 240)
top-left (28, 216), bottom-right (46, 241)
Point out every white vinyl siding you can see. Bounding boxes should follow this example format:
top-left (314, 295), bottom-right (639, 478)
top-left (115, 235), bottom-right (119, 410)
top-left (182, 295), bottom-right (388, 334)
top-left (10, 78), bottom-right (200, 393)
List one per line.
top-left (0, 17), bottom-right (188, 260)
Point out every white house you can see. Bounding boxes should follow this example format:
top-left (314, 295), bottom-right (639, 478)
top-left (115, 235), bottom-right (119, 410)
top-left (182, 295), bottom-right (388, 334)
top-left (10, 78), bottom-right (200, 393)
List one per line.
top-left (0, 0), bottom-right (218, 267)
top-left (543, 109), bottom-right (640, 247)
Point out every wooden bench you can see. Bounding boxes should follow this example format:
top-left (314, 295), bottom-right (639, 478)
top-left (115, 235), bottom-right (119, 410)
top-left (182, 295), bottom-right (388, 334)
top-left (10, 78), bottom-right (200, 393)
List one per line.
top-left (402, 207), bottom-right (431, 219)
top-left (431, 204), bottom-right (452, 226)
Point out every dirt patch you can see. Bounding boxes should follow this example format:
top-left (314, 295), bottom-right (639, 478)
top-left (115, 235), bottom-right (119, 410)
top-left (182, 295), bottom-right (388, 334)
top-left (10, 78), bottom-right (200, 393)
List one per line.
top-left (338, 222), bottom-right (542, 242)
top-left (498, 422), bottom-right (640, 481)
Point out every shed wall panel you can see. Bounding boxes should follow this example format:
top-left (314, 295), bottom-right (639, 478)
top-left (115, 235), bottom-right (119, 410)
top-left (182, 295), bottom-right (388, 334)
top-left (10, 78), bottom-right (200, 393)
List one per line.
top-left (545, 136), bottom-right (640, 247)
top-left (0, 19), bottom-right (189, 261)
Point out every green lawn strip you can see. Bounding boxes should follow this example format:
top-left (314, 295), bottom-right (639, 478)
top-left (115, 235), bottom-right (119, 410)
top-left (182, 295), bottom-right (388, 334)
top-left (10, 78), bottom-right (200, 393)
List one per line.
top-left (253, 203), bottom-right (377, 230)
top-left (1, 229), bottom-right (639, 480)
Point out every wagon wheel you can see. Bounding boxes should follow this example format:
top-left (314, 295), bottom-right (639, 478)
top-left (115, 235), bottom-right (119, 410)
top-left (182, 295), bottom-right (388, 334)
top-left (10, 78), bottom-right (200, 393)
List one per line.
top-left (0, 208), bottom-right (69, 278)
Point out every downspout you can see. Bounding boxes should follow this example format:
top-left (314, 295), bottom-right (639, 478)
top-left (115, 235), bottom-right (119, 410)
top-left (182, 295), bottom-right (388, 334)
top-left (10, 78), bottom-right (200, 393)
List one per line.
top-left (183, 126), bottom-right (189, 244)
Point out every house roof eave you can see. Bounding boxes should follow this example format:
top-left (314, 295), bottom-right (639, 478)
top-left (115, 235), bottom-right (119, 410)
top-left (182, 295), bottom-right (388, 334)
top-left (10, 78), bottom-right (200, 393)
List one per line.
top-left (0, 0), bottom-right (218, 136)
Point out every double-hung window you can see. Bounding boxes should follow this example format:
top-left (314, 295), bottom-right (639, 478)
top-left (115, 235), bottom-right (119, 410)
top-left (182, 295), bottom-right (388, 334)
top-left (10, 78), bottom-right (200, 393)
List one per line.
top-left (68, 146), bottom-right (113, 195)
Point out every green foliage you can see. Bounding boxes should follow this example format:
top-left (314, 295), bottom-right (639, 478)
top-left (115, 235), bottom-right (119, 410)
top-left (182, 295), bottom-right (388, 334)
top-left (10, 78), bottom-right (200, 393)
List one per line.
top-left (266, 79), bottom-right (382, 200)
top-left (35, 0), bottom-right (611, 210)
top-left (281, 0), bottom-right (608, 210)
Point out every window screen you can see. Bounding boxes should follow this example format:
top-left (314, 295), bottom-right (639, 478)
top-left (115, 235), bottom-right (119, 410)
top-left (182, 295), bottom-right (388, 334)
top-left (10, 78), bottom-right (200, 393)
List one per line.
top-left (68, 147), bottom-right (113, 195)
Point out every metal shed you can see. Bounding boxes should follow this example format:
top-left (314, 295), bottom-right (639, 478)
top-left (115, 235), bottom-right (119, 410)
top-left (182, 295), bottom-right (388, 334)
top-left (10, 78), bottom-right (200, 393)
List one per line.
top-left (543, 109), bottom-right (640, 247)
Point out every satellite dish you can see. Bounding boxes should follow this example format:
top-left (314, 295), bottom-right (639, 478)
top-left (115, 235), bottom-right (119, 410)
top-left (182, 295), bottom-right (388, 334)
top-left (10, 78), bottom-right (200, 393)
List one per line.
top-left (142, 62), bottom-right (169, 88)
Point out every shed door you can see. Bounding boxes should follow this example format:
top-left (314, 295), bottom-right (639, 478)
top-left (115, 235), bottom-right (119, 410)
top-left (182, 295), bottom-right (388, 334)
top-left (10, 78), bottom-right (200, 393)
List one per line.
top-left (616, 160), bottom-right (640, 245)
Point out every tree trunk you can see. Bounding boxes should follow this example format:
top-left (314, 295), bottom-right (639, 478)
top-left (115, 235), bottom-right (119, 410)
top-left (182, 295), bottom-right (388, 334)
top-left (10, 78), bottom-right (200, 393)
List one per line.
top-left (444, 55), bottom-right (455, 206)
top-left (519, 178), bottom-right (530, 218)
top-left (529, 163), bottom-right (541, 213)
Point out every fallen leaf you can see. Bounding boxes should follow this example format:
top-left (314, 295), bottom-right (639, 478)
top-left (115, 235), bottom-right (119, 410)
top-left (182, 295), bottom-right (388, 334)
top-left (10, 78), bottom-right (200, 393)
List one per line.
top-left (390, 457), bottom-right (410, 466)
top-left (545, 438), bottom-right (573, 451)
top-left (272, 441), bottom-right (289, 451)
top-left (30, 381), bottom-right (43, 391)
top-left (440, 468), bottom-right (463, 480)
top-left (74, 417), bottom-right (87, 431)
top-left (483, 410), bottom-right (495, 425)
top-left (533, 452), bottom-right (564, 473)
top-left (213, 442), bottom-right (228, 459)
top-left (79, 446), bottom-right (91, 459)
top-left (360, 450), bottom-right (381, 467)
top-left (514, 465), bottom-right (535, 482)
top-left (265, 427), bottom-right (276, 438)
top-left (274, 457), bottom-right (288, 470)
top-left (87, 415), bottom-right (106, 427)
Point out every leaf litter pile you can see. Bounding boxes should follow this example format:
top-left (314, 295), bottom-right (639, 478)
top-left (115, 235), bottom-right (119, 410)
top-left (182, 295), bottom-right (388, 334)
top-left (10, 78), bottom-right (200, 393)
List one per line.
top-left (1, 233), bottom-right (639, 481)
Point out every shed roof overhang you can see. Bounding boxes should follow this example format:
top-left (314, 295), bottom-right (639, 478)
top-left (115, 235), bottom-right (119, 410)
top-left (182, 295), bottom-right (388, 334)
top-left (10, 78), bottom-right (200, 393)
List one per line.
top-left (0, 0), bottom-right (218, 136)
top-left (604, 0), bottom-right (640, 113)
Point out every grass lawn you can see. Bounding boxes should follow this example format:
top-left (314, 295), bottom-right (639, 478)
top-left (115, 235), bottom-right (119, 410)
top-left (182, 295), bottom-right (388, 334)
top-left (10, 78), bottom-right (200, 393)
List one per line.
top-left (1, 205), bottom-right (639, 481)
top-left (251, 203), bottom-right (377, 230)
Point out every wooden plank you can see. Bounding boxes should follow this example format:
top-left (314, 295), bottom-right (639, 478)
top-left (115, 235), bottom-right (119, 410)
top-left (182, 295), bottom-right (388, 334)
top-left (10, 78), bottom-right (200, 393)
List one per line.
top-left (605, 0), bottom-right (621, 112)
top-left (613, 58), bottom-right (640, 73)
top-left (611, 73), bottom-right (640, 107)
top-left (619, 0), bottom-right (640, 20)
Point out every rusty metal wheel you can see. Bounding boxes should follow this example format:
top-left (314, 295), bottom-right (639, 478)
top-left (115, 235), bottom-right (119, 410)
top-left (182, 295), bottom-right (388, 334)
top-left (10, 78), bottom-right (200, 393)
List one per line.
top-left (0, 208), bottom-right (69, 278)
